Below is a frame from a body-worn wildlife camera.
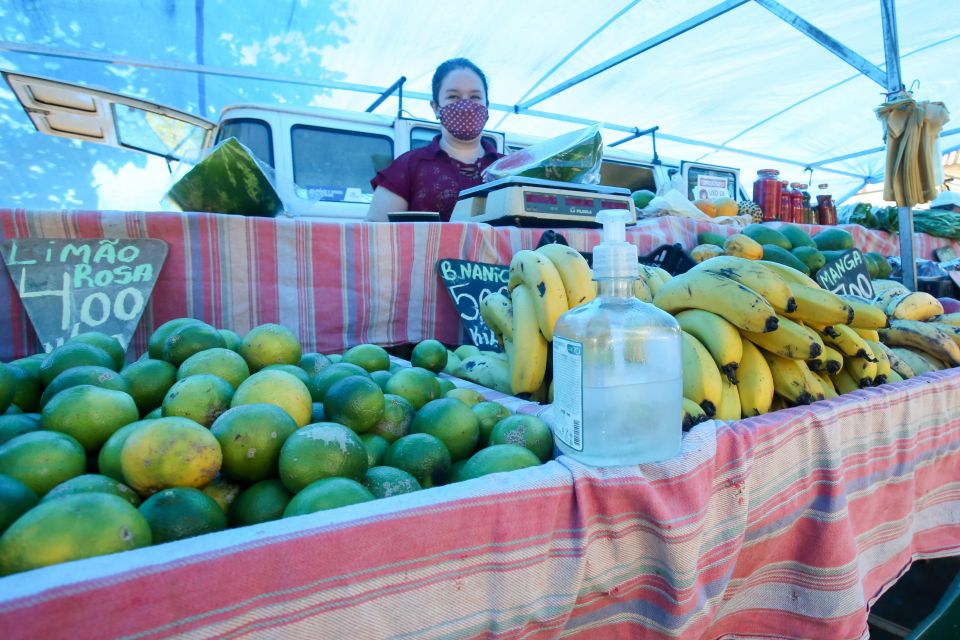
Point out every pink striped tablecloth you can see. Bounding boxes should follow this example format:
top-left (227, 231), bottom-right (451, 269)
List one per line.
top-left (2, 369), bottom-right (959, 640)
top-left (2, 209), bottom-right (959, 362)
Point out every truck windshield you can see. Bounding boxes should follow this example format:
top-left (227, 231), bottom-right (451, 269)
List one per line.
top-left (114, 104), bottom-right (207, 163)
top-left (291, 125), bottom-right (393, 203)
top-left (216, 119), bottom-right (274, 168)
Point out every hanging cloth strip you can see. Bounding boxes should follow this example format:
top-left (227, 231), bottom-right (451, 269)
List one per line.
top-left (877, 93), bottom-right (951, 207)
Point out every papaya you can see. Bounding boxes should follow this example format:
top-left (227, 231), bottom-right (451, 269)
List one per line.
top-left (819, 249), bottom-right (850, 265)
top-left (779, 225), bottom-right (817, 249)
top-left (762, 244), bottom-right (811, 275)
top-left (697, 231), bottom-right (727, 248)
top-left (813, 228), bottom-right (854, 251)
top-left (791, 246), bottom-right (826, 272)
top-left (742, 224), bottom-right (792, 251)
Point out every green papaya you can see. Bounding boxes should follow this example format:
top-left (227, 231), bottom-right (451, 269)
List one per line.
top-left (813, 228), bottom-right (855, 251)
top-left (863, 252), bottom-right (882, 278)
top-left (697, 231), bottom-right (727, 248)
top-left (867, 252), bottom-right (893, 279)
top-left (819, 249), bottom-right (850, 265)
top-left (779, 225), bottom-right (817, 249)
top-left (762, 244), bottom-right (810, 275)
top-left (791, 246), bottom-right (826, 272)
top-left (743, 224), bottom-right (792, 251)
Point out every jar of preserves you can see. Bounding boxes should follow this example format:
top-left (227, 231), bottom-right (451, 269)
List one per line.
top-left (779, 181), bottom-right (793, 223)
top-left (797, 183), bottom-right (815, 224)
top-left (816, 184), bottom-right (837, 225)
top-left (789, 182), bottom-right (805, 225)
top-left (753, 169), bottom-right (782, 221)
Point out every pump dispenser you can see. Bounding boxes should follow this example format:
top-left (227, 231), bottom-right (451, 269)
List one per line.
top-left (550, 211), bottom-right (683, 466)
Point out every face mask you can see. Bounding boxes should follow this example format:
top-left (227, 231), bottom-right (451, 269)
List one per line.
top-left (438, 100), bottom-right (489, 141)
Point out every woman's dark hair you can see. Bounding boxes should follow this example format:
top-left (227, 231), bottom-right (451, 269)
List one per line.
top-left (432, 58), bottom-right (489, 104)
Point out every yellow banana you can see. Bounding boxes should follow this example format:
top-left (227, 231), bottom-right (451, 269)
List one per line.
top-left (800, 363), bottom-right (827, 402)
top-left (452, 354), bottom-right (513, 395)
top-left (878, 319), bottom-right (960, 366)
top-left (690, 255), bottom-right (796, 313)
top-left (840, 295), bottom-right (888, 329)
top-left (886, 291), bottom-right (944, 321)
top-left (873, 287), bottom-right (909, 313)
top-left (930, 322), bottom-right (960, 350)
top-left (757, 260), bottom-right (821, 288)
top-left (682, 397), bottom-right (709, 431)
top-left (675, 309), bottom-right (743, 383)
top-left (762, 350), bottom-right (821, 405)
top-left (769, 394), bottom-right (790, 412)
top-left (886, 369), bottom-right (904, 383)
top-left (507, 285), bottom-right (548, 394)
top-left (912, 349), bottom-right (950, 372)
top-left (508, 250), bottom-right (568, 341)
top-left (737, 340), bottom-right (774, 417)
top-left (479, 292), bottom-right (513, 343)
top-left (804, 320), bottom-right (839, 338)
top-left (634, 277), bottom-right (653, 302)
top-left (815, 370), bottom-right (839, 399)
top-left (715, 375), bottom-right (742, 421)
top-left (875, 341), bottom-right (914, 379)
top-left (816, 324), bottom-right (874, 360)
top-left (932, 312), bottom-right (960, 327)
top-left (654, 270), bottom-right (779, 334)
top-left (871, 279), bottom-right (909, 297)
top-left (821, 345), bottom-right (844, 374)
top-left (831, 367), bottom-right (861, 394)
top-left (681, 331), bottom-right (724, 417)
top-left (638, 264), bottom-right (667, 296)
top-left (783, 284), bottom-right (854, 326)
top-left (890, 347), bottom-right (936, 376)
top-left (742, 315), bottom-right (824, 360)
top-left (535, 244), bottom-right (596, 309)
top-left (851, 327), bottom-right (880, 342)
top-left (843, 354), bottom-right (878, 387)
top-left (864, 339), bottom-right (890, 384)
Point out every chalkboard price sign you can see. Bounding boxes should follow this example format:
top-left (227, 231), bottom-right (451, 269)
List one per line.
top-left (814, 248), bottom-right (874, 299)
top-left (1, 238), bottom-right (169, 353)
top-left (436, 259), bottom-right (509, 351)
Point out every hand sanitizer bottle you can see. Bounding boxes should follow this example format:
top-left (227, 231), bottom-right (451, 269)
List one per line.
top-left (550, 210), bottom-right (683, 466)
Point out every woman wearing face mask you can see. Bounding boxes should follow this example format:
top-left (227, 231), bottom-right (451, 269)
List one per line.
top-left (366, 58), bottom-right (502, 222)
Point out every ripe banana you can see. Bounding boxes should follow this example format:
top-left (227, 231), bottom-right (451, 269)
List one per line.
top-left (507, 284), bottom-right (548, 394)
top-left (800, 363), bottom-right (827, 402)
top-left (681, 331), bottom-right (723, 417)
top-left (876, 341), bottom-right (914, 379)
top-left (878, 319), bottom-right (960, 366)
top-left (840, 294), bottom-right (889, 329)
top-left (815, 370), bottom-right (839, 399)
top-left (480, 292), bottom-right (513, 343)
top-left (535, 244), bottom-right (596, 309)
top-left (508, 250), bottom-right (569, 341)
top-left (675, 309), bottom-right (742, 383)
top-left (851, 327), bottom-right (880, 342)
top-left (886, 369), bottom-right (904, 383)
top-left (886, 291), bottom-right (944, 321)
top-left (757, 260), bottom-right (821, 288)
top-left (742, 315), bottom-right (823, 360)
top-left (715, 376), bottom-right (742, 421)
top-left (890, 347), bottom-right (937, 376)
top-left (690, 255), bottom-right (796, 312)
top-left (821, 345), bottom-right (844, 374)
top-left (737, 340), bottom-right (774, 417)
top-left (453, 354), bottom-right (512, 394)
top-left (641, 265), bottom-right (673, 295)
top-left (682, 397), bottom-right (709, 431)
top-left (762, 350), bottom-right (821, 405)
top-left (769, 394), bottom-right (790, 412)
top-left (933, 312), bottom-right (960, 327)
top-left (815, 324), bottom-right (874, 360)
top-left (863, 339), bottom-right (890, 384)
top-left (912, 349), bottom-right (950, 372)
top-left (930, 322), bottom-right (960, 350)
top-left (831, 367), bottom-right (861, 395)
top-left (634, 277), bottom-right (654, 302)
top-left (843, 354), bottom-right (878, 387)
top-left (871, 279), bottom-right (909, 297)
top-left (782, 284), bottom-right (854, 326)
top-left (654, 270), bottom-right (779, 334)
top-left (873, 287), bottom-right (909, 313)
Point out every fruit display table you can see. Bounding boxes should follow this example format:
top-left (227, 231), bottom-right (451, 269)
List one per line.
top-left (2, 208), bottom-right (959, 361)
top-left (2, 368), bottom-right (959, 639)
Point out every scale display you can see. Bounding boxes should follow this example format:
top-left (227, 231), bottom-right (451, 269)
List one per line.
top-left (522, 191), bottom-right (630, 217)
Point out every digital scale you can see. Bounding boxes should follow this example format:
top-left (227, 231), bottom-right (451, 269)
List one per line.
top-left (449, 176), bottom-right (636, 227)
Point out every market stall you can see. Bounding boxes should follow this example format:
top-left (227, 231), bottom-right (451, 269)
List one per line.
top-left (2, 368), bottom-right (959, 639)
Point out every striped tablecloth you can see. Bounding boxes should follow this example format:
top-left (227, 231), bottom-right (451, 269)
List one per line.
top-left (2, 369), bottom-right (959, 639)
top-left (2, 209), bottom-right (959, 361)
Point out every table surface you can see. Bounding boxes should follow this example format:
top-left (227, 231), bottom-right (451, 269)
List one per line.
top-left (1, 366), bottom-right (959, 640)
top-left (2, 208), bottom-right (959, 361)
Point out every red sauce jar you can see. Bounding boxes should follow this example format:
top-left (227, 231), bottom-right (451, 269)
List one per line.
top-left (753, 169), bottom-right (782, 221)
top-left (816, 184), bottom-right (837, 225)
top-left (789, 182), bottom-right (805, 225)
top-left (780, 181), bottom-right (794, 223)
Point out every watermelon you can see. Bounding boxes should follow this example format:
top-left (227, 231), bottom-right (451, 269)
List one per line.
top-left (483, 124), bottom-right (603, 184)
top-left (166, 137), bottom-right (284, 217)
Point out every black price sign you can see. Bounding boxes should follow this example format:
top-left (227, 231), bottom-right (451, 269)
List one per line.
top-left (815, 248), bottom-right (874, 299)
top-left (436, 258), bottom-right (508, 352)
top-left (1, 238), bottom-right (168, 354)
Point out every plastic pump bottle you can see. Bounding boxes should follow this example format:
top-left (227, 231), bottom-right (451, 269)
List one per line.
top-left (550, 210), bottom-right (683, 466)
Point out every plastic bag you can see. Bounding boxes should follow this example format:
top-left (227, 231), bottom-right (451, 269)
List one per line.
top-left (165, 137), bottom-right (285, 217)
top-left (483, 124), bottom-right (603, 184)
top-left (641, 174), bottom-right (711, 220)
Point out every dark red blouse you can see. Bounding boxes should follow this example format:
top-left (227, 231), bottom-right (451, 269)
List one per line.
top-left (371, 135), bottom-right (502, 221)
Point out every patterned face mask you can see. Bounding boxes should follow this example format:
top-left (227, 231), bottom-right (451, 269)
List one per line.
top-left (438, 99), bottom-right (489, 141)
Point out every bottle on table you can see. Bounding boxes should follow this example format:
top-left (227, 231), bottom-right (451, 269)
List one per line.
top-left (789, 182), bottom-right (806, 225)
top-left (797, 183), bottom-right (815, 224)
top-left (816, 184), bottom-right (837, 225)
top-left (780, 181), bottom-right (794, 223)
top-left (753, 169), bottom-right (782, 222)
top-left (551, 210), bottom-right (682, 466)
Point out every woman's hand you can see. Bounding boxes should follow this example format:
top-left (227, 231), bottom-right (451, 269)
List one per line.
top-left (366, 186), bottom-right (409, 221)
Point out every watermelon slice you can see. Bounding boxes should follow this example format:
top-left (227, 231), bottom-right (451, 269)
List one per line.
top-left (483, 124), bottom-right (603, 184)
top-left (166, 137), bottom-right (284, 217)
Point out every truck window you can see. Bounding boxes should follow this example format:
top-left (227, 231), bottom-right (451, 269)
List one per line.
top-left (291, 126), bottom-right (393, 203)
top-left (216, 118), bottom-right (274, 168)
top-left (599, 160), bottom-right (656, 192)
top-left (114, 104), bottom-right (207, 163)
top-left (411, 126), bottom-right (498, 152)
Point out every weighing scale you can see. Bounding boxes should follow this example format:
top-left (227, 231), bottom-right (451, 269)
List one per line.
top-left (449, 176), bottom-right (636, 227)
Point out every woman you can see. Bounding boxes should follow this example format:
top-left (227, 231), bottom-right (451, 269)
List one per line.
top-left (366, 58), bottom-right (502, 222)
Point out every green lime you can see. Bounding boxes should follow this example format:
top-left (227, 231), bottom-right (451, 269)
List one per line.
top-left (0, 414), bottom-right (40, 446)
top-left (41, 473), bottom-right (140, 507)
top-left (327, 354), bottom-right (343, 364)
top-left (0, 431), bottom-right (87, 496)
top-left (299, 352), bottom-right (332, 377)
top-left (41, 385), bottom-right (139, 454)
top-left (201, 475), bottom-right (243, 513)
top-left (311, 402), bottom-right (325, 423)
top-left (410, 398), bottom-right (480, 461)
top-left (210, 404), bottom-right (298, 483)
top-left (161, 374), bottom-right (234, 428)
top-left (370, 370), bottom-right (392, 391)
top-left (97, 420), bottom-right (154, 481)
top-left (38, 343), bottom-right (116, 386)
top-left (488, 414), bottom-right (554, 462)
top-left (121, 358), bottom-right (178, 416)
top-left (261, 364), bottom-right (311, 387)
top-left (459, 444), bottom-right (541, 480)
top-left (238, 323), bottom-right (302, 372)
top-left (7, 364), bottom-right (40, 413)
top-left (437, 378), bottom-right (456, 394)
top-left (444, 387), bottom-right (483, 407)
top-left (228, 479), bottom-right (292, 527)
top-left (472, 402), bottom-right (512, 447)
top-left (368, 394), bottom-right (414, 444)
top-left (148, 318), bottom-right (203, 359)
top-left (231, 369), bottom-right (313, 427)
top-left (382, 433), bottom-right (451, 489)
top-left (384, 367), bottom-right (441, 410)
top-left (454, 345), bottom-right (480, 360)
top-left (448, 459), bottom-right (469, 483)
top-left (138, 487), bottom-right (226, 543)
top-left (363, 466), bottom-right (421, 498)
top-left (218, 329), bottom-right (243, 351)
top-left (343, 344), bottom-right (391, 373)
top-left (323, 376), bottom-right (385, 433)
top-left (69, 332), bottom-right (125, 370)
top-left (40, 365), bottom-right (132, 409)
top-left (119, 417), bottom-right (222, 496)
top-left (282, 478), bottom-right (374, 518)
top-left (177, 347), bottom-right (250, 390)
top-left (162, 322), bottom-right (227, 366)
top-left (411, 340), bottom-right (448, 373)
top-left (306, 363), bottom-right (370, 402)
top-left (360, 433), bottom-right (390, 468)
top-left (278, 422), bottom-right (368, 493)
top-left (0, 473), bottom-right (38, 535)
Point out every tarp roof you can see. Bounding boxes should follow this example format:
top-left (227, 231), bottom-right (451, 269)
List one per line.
top-left (0, 0), bottom-right (958, 210)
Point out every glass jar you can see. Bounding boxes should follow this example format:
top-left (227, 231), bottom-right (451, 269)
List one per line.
top-left (780, 181), bottom-right (794, 223)
top-left (816, 184), bottom-right (837, 225)
top-left (797, 183), bottom-right (815, 224)
top-left (753, 169), bottom-right (782, 221)
top-left (789, 182), bottom-right (805, 225)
